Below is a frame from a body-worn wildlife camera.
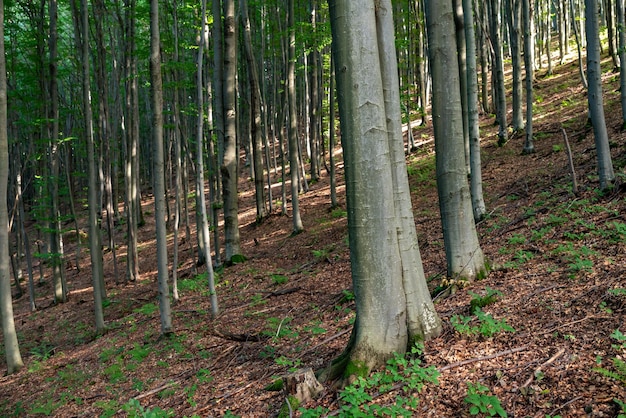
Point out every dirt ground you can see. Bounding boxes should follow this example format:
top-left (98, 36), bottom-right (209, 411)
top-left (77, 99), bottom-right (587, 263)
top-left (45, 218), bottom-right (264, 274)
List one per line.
top-left (1, 54), bottom-right (626, 417)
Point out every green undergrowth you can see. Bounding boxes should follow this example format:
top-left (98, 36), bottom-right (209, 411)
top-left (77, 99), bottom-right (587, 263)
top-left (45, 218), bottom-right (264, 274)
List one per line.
top-left (299, 344), bottom-right (439, 417)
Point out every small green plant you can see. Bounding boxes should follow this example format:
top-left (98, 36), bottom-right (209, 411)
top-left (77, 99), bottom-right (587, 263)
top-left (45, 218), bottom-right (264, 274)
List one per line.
top-left (331, 207), bottom-right (347, 219)
top-left (275, 356), bottom-right (302, 372)
top-left (464, 382), bottom-right (507, 417)
top-left (270, 274), bottom-right (289, 285)
top-left (469, 287), bottom-right (503, 313)
top-left (300, 344), bottom-right (439, 417)
top-left (450, 308), bottom-right (515, 338)
top-left (262, 316), bottom-right (298, 340)
top-left (594, 329), bottom-right (626, 386)
top-left (121, 398), bottom-right (174, 418)
top-left (134, 303), bottom-right (158, 316)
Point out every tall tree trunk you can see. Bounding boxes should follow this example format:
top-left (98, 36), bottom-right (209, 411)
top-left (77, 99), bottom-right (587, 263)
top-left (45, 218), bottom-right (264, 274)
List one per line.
top-left (0, 0), bottom-right (24, 373)
top-left (523, 0), bottom-right (535, 154)
top-left (150, 0), bottom-right (173, 335)
top-left (489, 0), bottom-right (509, 145)
top-left (427, 0), bottom-right (487, 285)
top-left (212, 0), bottom-right (224, 266)
top-left (196, 0), bottom-right (219, 316)
top-left (585, 0), bottom-right (615, 189)
top-left (81, 0), bottom-right (105, 334)
top-left (329, 55), bottom-right (337, 208)
top-left (571, 0), bottom-right (588, 88)
top-left (288, 0), bottom-right (304, 233)
top-left (506, 0), bottom-right (525, 131)
top-left (48, 0), bottom-right (67, 303)
top-left (323, 0), bottom-right (441, 381)
top-left (221, 0), bottom-right (242, 260)
top-left (464, 0), bottom-right (487, 221)
top-left (240, 0), bottom-right (266, 221)
top-left (617, 0), bottom-right (626, 128)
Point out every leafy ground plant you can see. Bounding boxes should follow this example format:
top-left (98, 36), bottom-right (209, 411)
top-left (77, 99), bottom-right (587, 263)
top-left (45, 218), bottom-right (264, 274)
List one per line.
top-left (299, 344), bottom-right (439, 417)
top-left (451, 307), bottom-right (515, 338)
top-left (464, 382), bottom-right (507, 417)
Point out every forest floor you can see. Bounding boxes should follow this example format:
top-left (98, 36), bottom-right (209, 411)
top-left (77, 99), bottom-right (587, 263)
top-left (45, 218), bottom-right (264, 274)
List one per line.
top-left (1, 54), bottom-right (626, 417)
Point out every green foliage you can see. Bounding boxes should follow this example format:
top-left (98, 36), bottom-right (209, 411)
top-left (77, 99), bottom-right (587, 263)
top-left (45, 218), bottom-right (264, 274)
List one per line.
top-left (270, 274), bottom-right (289, 285)
top-left (134, 303), bottom-right (158, 316)
top-left (301, 344), bottom-right (439, 417)
top-left (464, 382), bottom-right (507, 417)
top-left (121, 399), bottom-right (174, 418)
top-left (331, 207), bottom-right (347, 219)
top-left (469, 287), bottom-right (503, 313)
top-left (128, 343), bottom-right (151, 363)
top-left (262, 316), bottom-right (298, 340)
top-left (178, 273), bottom-right (208, 295)
top-left (451, 308), bottom-right (515, 338)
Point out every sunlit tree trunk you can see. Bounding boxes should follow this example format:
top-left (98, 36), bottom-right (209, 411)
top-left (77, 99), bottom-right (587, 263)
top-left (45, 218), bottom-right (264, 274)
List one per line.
top-left (240, 0), bottom-right (266, 221)
top-left (288, 0), bottom-right (304, 234)
top-left (150, 0), bottom-right (172, 335)
top-left (0, 0), bottom-right (24, 373)
top-left (426, 0), bottom-right (487, 285)
top-left (464, 0), bottom-right (487, 221)
top-left (80, 0), bottom-right (105, 334)
top-left (323, 0), bottom-right (441, 381)
top-left (196, 0), bottom-right (219, 316)
top-left (585, 0), bottom-right (615, 189)
top-left (523, 0), bottom-right (535, 154)
top-left (222, 0), bottom-right (242, 260)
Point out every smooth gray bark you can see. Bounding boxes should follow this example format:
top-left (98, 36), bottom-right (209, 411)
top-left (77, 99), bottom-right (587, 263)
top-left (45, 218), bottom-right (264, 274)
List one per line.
top-left (506, 0), bottom-right (524, 131)
top-left (196, 0), bottom-right (219, 316)
top-left (522, 0), bottom-right (535, 154)
top-left (585, 0), bottom-right (615, 189)
top-left (221, 0), bottom-right (242, 259)
top-left (150, 0), bottom-right (172, 335)
top-left (0, 0), bottom-right (23, 373)
top-left (82, 0), bottom-right (105, 334)
top-left (426, 0), bottom-right (487, 284)
top-left (464, 0), bottom-right (487, 221)
top-left (288, 0), bottom-right (304, 233)
top-left (326, 0), bottom-right (441, 378)
top-left (489, 0), bottom-right (508, 145)
top-left (617, 0), bottom-right (626, 127)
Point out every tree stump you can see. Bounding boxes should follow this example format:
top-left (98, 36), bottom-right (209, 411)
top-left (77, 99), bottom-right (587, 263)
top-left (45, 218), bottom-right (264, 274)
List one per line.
top-left (283, 367), bottom-right (324, 404)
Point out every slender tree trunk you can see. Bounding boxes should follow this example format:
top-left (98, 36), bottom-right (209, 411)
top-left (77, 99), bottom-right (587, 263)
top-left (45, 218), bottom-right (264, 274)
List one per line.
top-left (572, 0), bottom-right (588, 88)
top-left (506, 0), bottom-right (524, 131)
top-left (0, 0), bottom-right (24, 373)
top-left (585, 0), bottom-right (615, 189)
top-left (617, 0), bottom-right (626, 128)
top-left (49, 0), bottom-right (67, 304)
top-left (427, 0), bottom-right (487, 285)
top-left (221, 0), bottom-right (242, 260)
top-left (240, 0), bottom-right (266, 221)
top-left (489, 0), bottom-right (509, 145)
top-left (464, 0), bottom-right (487, 221)
top-left (329, 55), bottom-right (337, 208)
top-left (196, 0), bottom-right (219, 316)
top-left (288, 0), bottom-right (304, 234)
top-left (523, 0), bottom-right (535, 154)
top-left (150, 0), bottom-right (173, 335)
top-left (212, 0), bottom-right (224, 266)
top-left (81, 0), bottom-right (105, 334)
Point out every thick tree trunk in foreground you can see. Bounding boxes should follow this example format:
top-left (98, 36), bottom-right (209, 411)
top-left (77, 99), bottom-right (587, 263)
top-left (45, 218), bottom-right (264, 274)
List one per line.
top-left (324, 0), bottom-right (441, 380)
top-left (426, 0), bottom-right (487, 285)
top-left (0, 0), bottom-right (24, 373)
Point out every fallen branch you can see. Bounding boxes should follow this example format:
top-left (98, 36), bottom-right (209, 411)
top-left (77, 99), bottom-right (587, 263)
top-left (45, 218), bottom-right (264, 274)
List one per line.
top-left (561, 127), bottom-right (579, 195)
top-left (520, 347), bottom-right (566, 389)
top-left (439, 346), bottom-right (529, 372)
